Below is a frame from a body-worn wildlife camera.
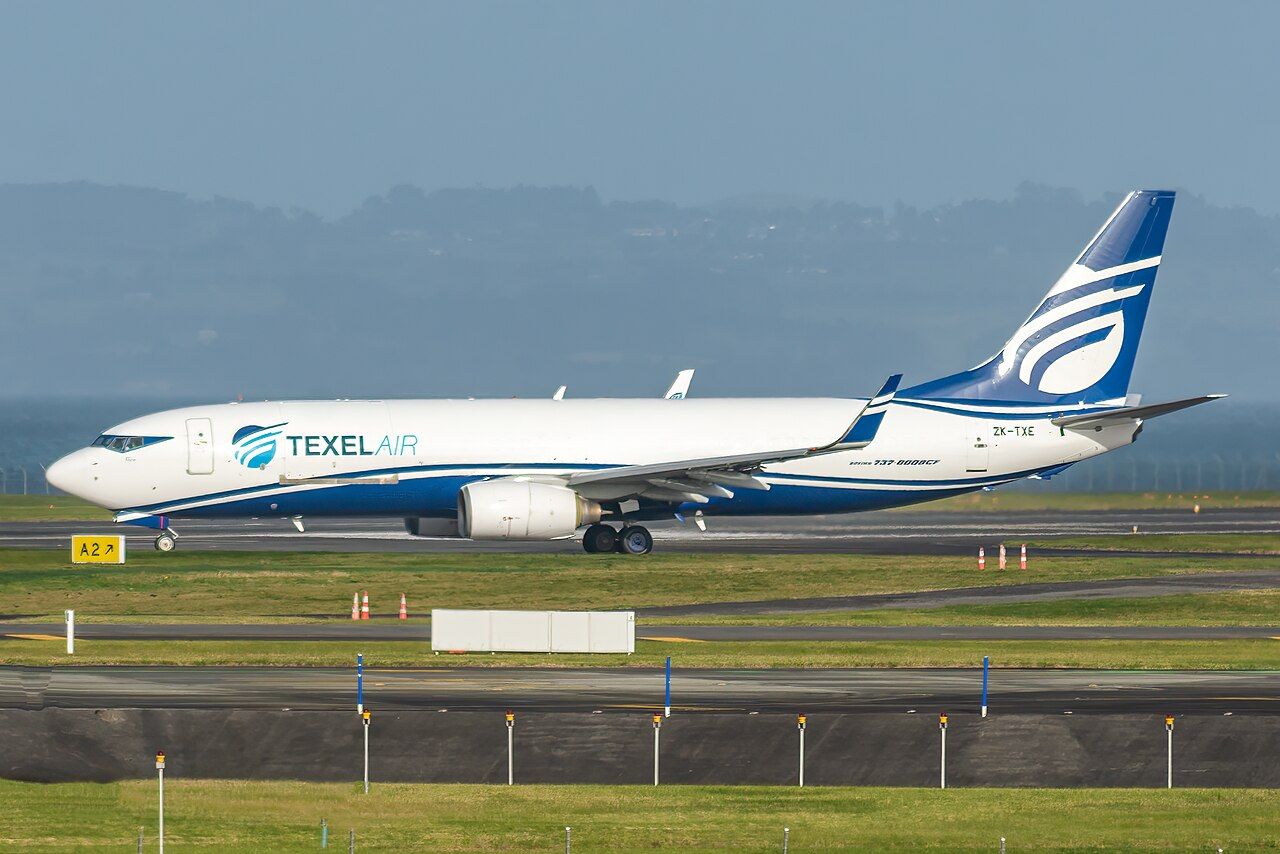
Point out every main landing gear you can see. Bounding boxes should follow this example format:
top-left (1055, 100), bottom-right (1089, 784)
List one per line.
top-left (154, 530), bottom-right (178, 552)
top-left (582, 523), bottom-right (653, 555)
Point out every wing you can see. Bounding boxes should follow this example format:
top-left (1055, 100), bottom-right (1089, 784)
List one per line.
top-left (1051, 393), bottom-right (1225, 429)
top-left (566, 375), bottom-right (902, 503)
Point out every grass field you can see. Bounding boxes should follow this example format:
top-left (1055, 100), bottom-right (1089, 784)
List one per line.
top-left (0, 495), bottom-right (112, 521)
top-left (1, 636), bottom-right (1276, 669)
top-left (1022, 533), bottom-right (1280, 554)
top-left (0, 780), bottom-right (1275, 852)
top-left (0, 548), bottom-right (1269, 623)
top-left (658, 589), bottom-right (1280, 627)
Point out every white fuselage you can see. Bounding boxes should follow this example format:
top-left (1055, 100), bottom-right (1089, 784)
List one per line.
top-left (47, 396), bottom-right (1136, 523)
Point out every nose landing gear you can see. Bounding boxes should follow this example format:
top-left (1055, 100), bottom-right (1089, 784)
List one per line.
top-left (582, 523), bottom-right (652, 555)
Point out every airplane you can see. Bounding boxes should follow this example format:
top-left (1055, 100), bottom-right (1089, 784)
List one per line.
top-left (47, 190), bottom-right (1222, 555)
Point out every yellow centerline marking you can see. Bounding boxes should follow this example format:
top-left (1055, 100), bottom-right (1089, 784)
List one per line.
top-left (3, 633), bottom-right (62, 641)
top-left (638, 636), bottom-right (706, 643)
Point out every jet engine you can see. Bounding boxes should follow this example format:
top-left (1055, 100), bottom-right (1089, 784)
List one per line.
top-left (458, 480), bottom-right (602, 540)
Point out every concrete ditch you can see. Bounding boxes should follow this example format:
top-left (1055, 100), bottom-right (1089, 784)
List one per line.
top-left (3, 709), bottom-right (1278, 787)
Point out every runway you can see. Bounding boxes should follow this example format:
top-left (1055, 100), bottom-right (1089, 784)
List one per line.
top-left (1, 507), bottom-right (1277, 555)
top-left (4, 620), bottom-right (1279, 642)
top-left (2, 665), bottom-right (1277, 713)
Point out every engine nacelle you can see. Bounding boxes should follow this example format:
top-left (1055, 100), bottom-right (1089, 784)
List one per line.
top-left (404, 517), bottom-right (461, 538)
top-left (458, 480), bottom-right (602, 540)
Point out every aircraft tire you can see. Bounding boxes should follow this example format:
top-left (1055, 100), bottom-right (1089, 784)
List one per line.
top-left (154, 533), bottom-right (177, 552)
top-left (618, 525), bottom-right (653, 555)
top-left (582, 524), bottom-right (616, 554)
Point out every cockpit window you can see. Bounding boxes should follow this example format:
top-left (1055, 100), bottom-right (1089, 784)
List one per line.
top-left (92, 435), bottom-right (171, 453)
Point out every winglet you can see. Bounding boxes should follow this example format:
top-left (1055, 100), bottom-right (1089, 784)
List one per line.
top-left (832, 374), bottom-right (902, 449)
top-left (664, 369), bottom-right (695, 400)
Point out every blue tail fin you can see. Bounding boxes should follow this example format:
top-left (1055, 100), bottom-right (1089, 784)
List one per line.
top-left (903, 190), bottom-right (1175, 405)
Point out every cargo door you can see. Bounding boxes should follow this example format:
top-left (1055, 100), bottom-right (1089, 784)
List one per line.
top-left (186, 418), bottom-right (215, 475)
top-left (965, 431), bottom-right (989, 473)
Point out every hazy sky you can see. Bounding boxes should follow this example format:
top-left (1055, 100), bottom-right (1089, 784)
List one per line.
top-left (2, 1), bottom-right (1277, 215)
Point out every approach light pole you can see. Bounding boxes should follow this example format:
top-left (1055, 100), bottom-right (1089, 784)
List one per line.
top-left (652, 713), bottom-right (662, 786)
top-left (506, 711), bottom-right (515, 785)
top-left (155, 750), bottom-right (166, 854)
top-left (939, 713), bottom-right (948, 789)
top-left (797, 714), bottom-right (807, 787)
top-left (362, 709), bottom-right (371, 794)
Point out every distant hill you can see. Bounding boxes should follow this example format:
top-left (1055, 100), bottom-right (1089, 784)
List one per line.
top-left (0, 180), bottom-right (1275, 403)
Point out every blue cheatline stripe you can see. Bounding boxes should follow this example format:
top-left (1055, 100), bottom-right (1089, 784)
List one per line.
top-left (123, 461), bottom-right (613, 515)
top-left (891, 400), bottom-right (1072, 420)
top-left (126, 457), bottom-right (1063, 519)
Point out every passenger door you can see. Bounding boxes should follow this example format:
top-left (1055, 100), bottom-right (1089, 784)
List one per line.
top-left (186, 418), bottom-right (215, 475)
top-left (965, 430), bottom-right (990, 473)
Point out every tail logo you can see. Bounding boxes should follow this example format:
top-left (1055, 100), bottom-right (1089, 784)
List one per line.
top-left (997, 278), bottom-right (1147, 396)
top-left (232, 422), bottom-right (287, 469)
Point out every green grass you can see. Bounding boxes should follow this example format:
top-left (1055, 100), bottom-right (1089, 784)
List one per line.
top-left (1, 637), bottom-right (1276, 669)
top-left (0, 780), bottom-right (1276, 852)
top-left (1022, 533), bottom-right (1280, 554)
top-left (0, 548), bottom-right (1269, 624)
top-left (654, 590), bottom-right (1280, 627)
top-left (0, 494), bottom-right (112, 521)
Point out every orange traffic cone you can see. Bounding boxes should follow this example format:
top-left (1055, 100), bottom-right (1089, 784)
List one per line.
top-left (978, 546), bottom-right (986, 570)
top-left (399, 593), bottom-right (408, 620)
top-left (351, 592), bottom-right (359, 620)
top-left (361, 591), bottom-right (370, 620)
top-left (1020, 543), bottom-right (1028, 571)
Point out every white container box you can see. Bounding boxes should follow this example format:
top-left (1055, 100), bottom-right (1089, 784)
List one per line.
top-left (431, 609), bottom-right (635, 653)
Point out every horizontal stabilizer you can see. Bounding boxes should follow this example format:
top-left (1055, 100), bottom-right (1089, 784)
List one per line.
top-left (1052, 393), bottom-right (1226, 429)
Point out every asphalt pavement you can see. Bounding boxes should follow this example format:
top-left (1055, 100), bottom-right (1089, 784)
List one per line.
top-left (1, 507), bottom-right (1277, 554)
top-left (2, 665), bottom-right (1277, 713)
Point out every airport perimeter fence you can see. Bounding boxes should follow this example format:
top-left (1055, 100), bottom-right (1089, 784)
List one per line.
top-left (131, 824), bottom-right (1033, 852)
top-left (0, 465), bottom-right (46, 495)
top-left (1006, 452), bottom-right (1280, 493)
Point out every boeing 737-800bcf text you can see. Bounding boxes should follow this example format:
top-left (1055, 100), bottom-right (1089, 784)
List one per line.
top-left (48, 190), bottom-right (1222, 554)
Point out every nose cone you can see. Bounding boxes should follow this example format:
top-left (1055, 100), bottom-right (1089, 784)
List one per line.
top-left (46, 449), bottom-right (103, 504)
